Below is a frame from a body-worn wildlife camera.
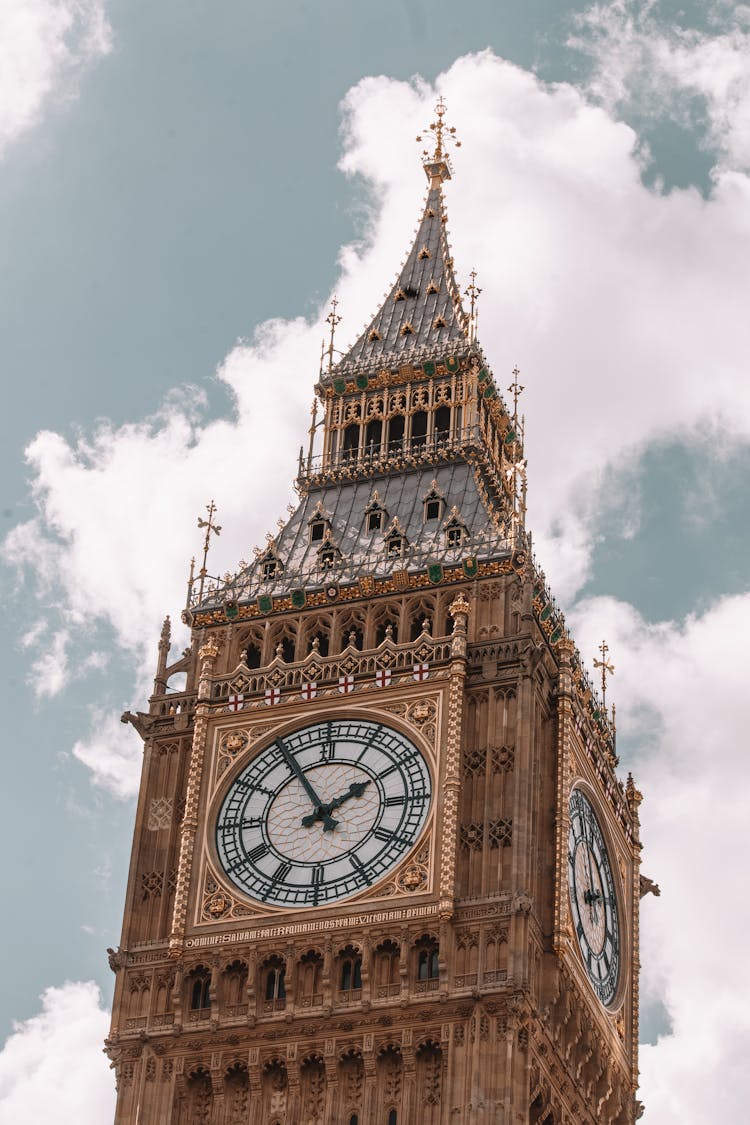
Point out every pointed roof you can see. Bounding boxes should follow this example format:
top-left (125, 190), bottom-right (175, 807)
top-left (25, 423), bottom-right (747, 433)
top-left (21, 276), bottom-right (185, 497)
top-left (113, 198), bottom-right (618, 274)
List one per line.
top-left (324, 102), bottom-right (473, 380)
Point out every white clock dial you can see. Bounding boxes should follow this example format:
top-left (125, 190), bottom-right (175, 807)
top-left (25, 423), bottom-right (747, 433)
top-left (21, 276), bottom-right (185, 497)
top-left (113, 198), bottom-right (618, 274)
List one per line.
top-left (567, 788), bottom-right (621, 1007)
top-left (215, 719), bottom-right (431, 908)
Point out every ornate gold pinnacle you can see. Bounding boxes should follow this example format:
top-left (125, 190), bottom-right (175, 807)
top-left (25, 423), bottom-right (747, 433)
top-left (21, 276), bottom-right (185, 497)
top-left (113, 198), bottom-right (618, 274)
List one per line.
top-left (196, 500), bottom-right (222, 605)
top-left (417, 96), bottom-right (461, 166)
top-left (593, 639), bottom-right (615, 710)
top-left (465, 269), bottom-right (481, 343)
top-left (508, 366), bottom-right (525, 427)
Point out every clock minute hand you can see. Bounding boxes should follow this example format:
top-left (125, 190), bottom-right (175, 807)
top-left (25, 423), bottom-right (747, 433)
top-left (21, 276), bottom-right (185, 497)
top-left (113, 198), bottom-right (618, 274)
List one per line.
top-left (275, 738), bottom-right (338, 832)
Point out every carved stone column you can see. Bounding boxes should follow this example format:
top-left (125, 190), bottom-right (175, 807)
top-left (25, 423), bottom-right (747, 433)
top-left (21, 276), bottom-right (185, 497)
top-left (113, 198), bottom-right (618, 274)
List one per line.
top-left (169, 637), bottom-right (220, 957)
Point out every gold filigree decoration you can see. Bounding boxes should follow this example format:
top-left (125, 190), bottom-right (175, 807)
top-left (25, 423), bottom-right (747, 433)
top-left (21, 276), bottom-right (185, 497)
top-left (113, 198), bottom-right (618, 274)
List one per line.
top-left (379, 839), bottom-right (431, 898)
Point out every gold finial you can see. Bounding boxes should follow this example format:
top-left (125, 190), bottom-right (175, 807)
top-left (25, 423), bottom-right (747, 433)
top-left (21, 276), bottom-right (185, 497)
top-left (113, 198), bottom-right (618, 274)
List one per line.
top-left (324, 295), bottom-right (342, 374)
top-left (465, 269), bottom-right (481, 343)
top-left (593, 639), bottom-right (615, 710)
top-left (508, 366), bottom-right (525, 427)
top-left (417, 96), bottom-right (461, 173)
top-left (196, 500), bottom-right (221, 604)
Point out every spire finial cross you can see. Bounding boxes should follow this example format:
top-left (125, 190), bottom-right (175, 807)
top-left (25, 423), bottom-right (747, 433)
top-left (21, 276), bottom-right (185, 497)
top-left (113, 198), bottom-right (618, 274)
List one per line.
top-left (593, 639), bottom-right (615, 709)
top-left (417, 96), bottom-right (461, 164)
top-left (465, 269), bottom-right (482, 343)
top-left (196, 500), bottom-right (221, 604)
top-left (324, 295), bottom-right (342, 374)
top-left (508, 366), bottom-right (525, 425)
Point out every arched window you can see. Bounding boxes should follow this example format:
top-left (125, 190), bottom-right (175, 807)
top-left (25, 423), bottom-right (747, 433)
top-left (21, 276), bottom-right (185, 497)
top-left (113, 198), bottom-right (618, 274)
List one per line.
top-left (245, 642), bottom-right (261, 669)
top-left (387, 414), bottom-right (405, 452)
top-left (415, 935), bottom-right (440, 987)
top-left (411, 410), bottom-right (428, 448)
top-left (350, 1116), bottom-right (359, 1125)
top-left (388, 1112), bottom-right (398, 1125)
top-left (417, 949), bottom-right (440, 980)
top-left (340, 955), bottom-right (362, 991)
top-left (187, 967), bottom-right (210, 1011)
top-left (434, 404), bottom-right (451, 443)
top-left (265, 966), bottom-right (286, 1001)
top-left (366, 418), bottom-right (382, 454)
top-left (342, 423), bottom-right (360, 461)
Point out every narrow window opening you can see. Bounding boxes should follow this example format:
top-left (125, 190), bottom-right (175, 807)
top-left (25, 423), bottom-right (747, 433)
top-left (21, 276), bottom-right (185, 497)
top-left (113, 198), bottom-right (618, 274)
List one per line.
top-left (447, 526), bottom-right (463, 547)
top-left (367, 509), bottom-right (383, 532)
top-left (366, 418), bottom-right (382, 454)
top-left (342, 423), bottom-right (359, 460)
top-left (309, 520), bottom-right (326, 543)
top-left (388, 1112), bottom-right (398, 1125)
top-left (245, 643), bottom-right (261, 669)
top-left (262, 558), bottom-right (279, 580)
top-left (411, 410), bottom-right (428, 448)
top-left (387, 415), bottom-right (405, 452)
top-left (425, 499), bottom-right (441, 521)
top-left (434, 405), bottom-right (451, 443)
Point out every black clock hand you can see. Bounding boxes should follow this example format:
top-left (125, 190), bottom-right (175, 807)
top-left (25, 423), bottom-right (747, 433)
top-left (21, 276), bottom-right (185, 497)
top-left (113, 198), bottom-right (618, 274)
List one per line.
top-left (581, 820), bottom-right (599, 924)
top-left (328, 779), bottom-right (370, 810)
top-left (275, 738), bottom-right (339, 832)
top-left (301, 780), bottom-right (371, 827)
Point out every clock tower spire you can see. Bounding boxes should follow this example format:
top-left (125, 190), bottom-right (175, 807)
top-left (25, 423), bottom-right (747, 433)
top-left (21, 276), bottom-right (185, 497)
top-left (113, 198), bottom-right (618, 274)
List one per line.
top-left (107, 101), bottom-right (645, 1124)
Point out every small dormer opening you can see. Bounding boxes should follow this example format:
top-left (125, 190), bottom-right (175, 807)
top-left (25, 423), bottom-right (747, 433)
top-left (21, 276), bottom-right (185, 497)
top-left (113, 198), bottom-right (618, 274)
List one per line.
top-left (433, 315), bottom-right (447, 329)
top-left (368, 328), bottom-right (382, 342)
top-left (400, 322), bottom-right (414, 336)
top-left (394, 289), bottom-right (407, 303)
top-left (418, 246), bottom-right (431, 260)
top-left (309, 519), bottom-right (326, 543)
top-left (385, 526), bottom-right (407, 558)
top-left (367, 509), bottom-right (383, 532)
top-left (426, 279), bottom-right (439, 294)
top-left (425, 499), bottom-right (442, 521)
top-left (319, 545), bottom-right (337, 570)
top-left (446, 525), bottom-right (464, 547)
top-left (262, 557), bottom-right (280, 580)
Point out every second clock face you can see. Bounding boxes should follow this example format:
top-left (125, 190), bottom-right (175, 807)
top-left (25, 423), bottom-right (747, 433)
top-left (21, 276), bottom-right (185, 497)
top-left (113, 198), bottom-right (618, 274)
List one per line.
top-left (215, 718), bottom-right (431, 908)
top-left (568, 788), bottom-right (621, 1007)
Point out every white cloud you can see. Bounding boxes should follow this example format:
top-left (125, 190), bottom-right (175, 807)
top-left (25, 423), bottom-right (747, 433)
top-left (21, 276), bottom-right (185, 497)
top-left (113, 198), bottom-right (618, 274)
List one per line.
top-left (0, 981), bottom-right (115, 1124)
top-left (0, 0), bottom-right (112, 155)
top-left (572, 0), bottom-right (750, 173)
top-left (569, 593), bottom-right (750, 1123)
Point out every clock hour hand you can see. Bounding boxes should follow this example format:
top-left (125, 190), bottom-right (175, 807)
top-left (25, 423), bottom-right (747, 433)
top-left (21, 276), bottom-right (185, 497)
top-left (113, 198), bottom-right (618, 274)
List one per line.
top-left (328, 779), bottom-right (371, 812)
top-left (301, 781), bottom-right (370, 828)
top-left (275, 738), bottom-right (339, 832)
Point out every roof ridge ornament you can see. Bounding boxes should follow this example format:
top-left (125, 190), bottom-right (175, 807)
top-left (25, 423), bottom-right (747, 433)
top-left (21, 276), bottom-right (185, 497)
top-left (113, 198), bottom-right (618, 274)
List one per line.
top-left (417, 96), bottom-right (461, 185)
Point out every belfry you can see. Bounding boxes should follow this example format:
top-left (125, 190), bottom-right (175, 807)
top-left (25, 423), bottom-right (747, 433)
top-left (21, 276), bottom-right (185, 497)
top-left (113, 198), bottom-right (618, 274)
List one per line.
top-left (106, 100), bottom-right (644, 1123)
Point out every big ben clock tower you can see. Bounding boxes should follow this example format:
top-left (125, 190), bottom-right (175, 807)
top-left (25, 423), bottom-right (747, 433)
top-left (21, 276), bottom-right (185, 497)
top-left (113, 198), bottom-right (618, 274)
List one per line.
top-left (106, 101), bottom-right (646, 1124)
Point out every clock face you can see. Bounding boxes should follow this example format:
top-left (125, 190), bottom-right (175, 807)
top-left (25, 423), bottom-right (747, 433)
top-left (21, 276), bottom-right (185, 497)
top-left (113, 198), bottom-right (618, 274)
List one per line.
top-left (215, 718), bottom-right (431, 909)
top-left (567, 788), bottom-right (621, 1006)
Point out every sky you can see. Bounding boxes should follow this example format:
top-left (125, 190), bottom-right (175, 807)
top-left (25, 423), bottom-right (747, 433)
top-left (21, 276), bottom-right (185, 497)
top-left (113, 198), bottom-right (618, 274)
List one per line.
top-left (1, 0), bottom-right (749, 1120)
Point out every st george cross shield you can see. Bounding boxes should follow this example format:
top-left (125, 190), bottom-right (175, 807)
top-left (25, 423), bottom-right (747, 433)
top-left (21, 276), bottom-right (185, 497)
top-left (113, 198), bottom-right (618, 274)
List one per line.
top-left (226, 693), bottom-right (245, 712)
top-left (338, 675), bottom-right (355, 694)
top-left (300, 682), bottom-right (317, 701)
top-left (412, 663), bottom-right (430, 681)
top-left (375, 668), bottom-right (392, 688)
top-left (264, 687), bottom-right (281, 706)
